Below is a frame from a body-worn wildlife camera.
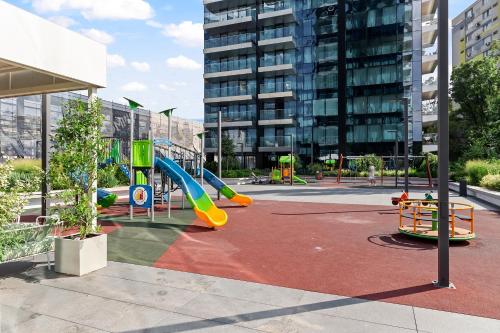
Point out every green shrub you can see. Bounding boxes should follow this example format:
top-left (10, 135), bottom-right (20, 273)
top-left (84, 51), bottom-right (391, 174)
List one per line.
top-left (307, 163), bottom-right (324, 175)
top-left (115, 165), bottom-right (130, 185)
top-left (10, 159), bottom-right (42, 173)
top-left (480, 174), bottom-right (500, 191)
top-left (465, 160), bottom-right (498, 185)
top-left (353, 154), bottom-right (383, 172)
top-left (98, 165), bottom-right (119, 188)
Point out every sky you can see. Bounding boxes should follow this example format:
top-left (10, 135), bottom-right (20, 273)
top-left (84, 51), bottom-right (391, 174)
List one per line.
top-left (7, 0), bottom-right (473, 120)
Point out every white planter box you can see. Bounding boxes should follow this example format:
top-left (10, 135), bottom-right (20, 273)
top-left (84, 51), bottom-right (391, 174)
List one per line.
top-left (55, 233), bottom-right (107, 276)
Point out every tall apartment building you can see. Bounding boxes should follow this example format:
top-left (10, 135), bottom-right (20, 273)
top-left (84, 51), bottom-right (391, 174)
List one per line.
top-left (203, 0), bottom-right (436, 168)
top-left (452, 0), bottom-right (499, 67)
top-left (0, 93), bottom-right (202, 159)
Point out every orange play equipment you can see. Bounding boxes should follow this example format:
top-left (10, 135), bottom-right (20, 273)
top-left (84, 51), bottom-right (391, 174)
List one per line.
top-left (398, 200), bottom-right (475, 241)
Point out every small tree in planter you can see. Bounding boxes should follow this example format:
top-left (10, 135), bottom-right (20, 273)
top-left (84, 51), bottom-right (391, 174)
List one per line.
top-left (50, 98), bottom-right (107, 276)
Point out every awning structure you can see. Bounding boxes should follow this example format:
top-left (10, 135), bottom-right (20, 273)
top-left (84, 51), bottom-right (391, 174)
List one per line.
top-left (0, 0), bottom-right (107, 217)
top-left (0, 0), bottom-right (107, 98)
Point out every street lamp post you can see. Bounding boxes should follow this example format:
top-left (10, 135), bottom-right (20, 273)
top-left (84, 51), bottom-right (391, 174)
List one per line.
top-left (437, 0), bottom-right (451, 288)
top-left (387, 129), bottom-right (398, 188)
top-left (160, 108), bottom-right (177, 220)
top-left (403, 98), bottom-right (410, 193)
top-left (217, 110), bottom-right (222, 200)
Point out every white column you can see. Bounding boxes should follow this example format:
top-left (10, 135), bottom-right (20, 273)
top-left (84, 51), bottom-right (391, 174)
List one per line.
top-left (88, 87), bottom-right (98, 227)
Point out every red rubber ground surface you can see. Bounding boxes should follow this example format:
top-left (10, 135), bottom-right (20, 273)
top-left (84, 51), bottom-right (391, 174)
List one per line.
top-left (154, 200), bottom-right (500, 319)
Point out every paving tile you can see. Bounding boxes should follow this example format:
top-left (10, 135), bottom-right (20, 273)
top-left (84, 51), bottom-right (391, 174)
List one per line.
top-left (39, 273), bottom-right (200, 311)
top-left (95, 261), bottom-right (218, 292)
top-left (175, 292), bottom-right (287, 330)
top-left (5, 314), bottom-right (106, 333)
top-left (298, 291), bottom-right (417, 330)
top-left (0, 304), bottom-right (38, 332)
top-left (414, 307), bottom-right (500, 333)
top-left (205, 277), bottom-right (305, 307)
top-left (255, 311), bottom-right (417, 333)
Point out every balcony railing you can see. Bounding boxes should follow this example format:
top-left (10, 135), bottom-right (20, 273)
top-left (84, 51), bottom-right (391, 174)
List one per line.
top-left (260, 136), bottom-right (293, 148)
top-left (316, 136), bottom-right (339, 146)
top-left (205, 111), bottom-right (255, 123)
top-left (260, 26), bottom-right (295, 41)
top-left (259, 55), bottom-right (295, 67)
top-left (205, 33), bottom-right (255, 49)
top-left (260, 109), bottom-right (294, 120)
top-left (422, 14), bottom-right (438, 26)
top-left (205, 59), bottom-right (256, 73)
top-left (205, 85), bottom-right (256, 98)
top-left (260, 0), bottom-right (293, 13)
top-left (205, 137), bottom-right (256, 149)
top-left (205, 7), bottom-right (255, 24)
top-left (259, 82), bottom-right (294, 94)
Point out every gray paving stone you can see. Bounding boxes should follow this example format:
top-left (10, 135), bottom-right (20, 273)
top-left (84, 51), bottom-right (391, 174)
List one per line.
top-left (5, 314), bottom-right (107, 333)
top-left (414, 307), bottom-right (500, 333)
top-left (39, 272), bottom-right (200, 311)
top-left (0, 304), bottom-right (38, 332)
top-left (298, 290), bottom-right (417, 330)
top-left (255, 311), bottom-right (417, 333)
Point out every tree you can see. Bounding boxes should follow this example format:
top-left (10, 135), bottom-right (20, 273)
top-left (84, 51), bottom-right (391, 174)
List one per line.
top-left (50, 99), bottom-right (105, 239)
top-left (449, 52), bottom-right (499, 161)
top-left (221, 136), bottom-right (238, 171)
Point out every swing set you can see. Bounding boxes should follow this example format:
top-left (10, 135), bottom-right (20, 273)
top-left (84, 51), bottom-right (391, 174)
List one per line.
top-left (336, 154), bottom-right (434, 187)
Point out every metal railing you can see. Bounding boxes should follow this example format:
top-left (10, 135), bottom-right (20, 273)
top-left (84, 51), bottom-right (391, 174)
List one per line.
top-left (260, 109), bottom-right (295, 120)
top-left (423, 133), bottom-right (438, 144)
top-left (205, 33), bottom-right (255, 49)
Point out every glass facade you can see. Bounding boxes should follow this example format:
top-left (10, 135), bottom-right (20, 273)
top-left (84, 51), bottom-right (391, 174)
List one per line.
top-left (204, 0), bottom-right (422, 168)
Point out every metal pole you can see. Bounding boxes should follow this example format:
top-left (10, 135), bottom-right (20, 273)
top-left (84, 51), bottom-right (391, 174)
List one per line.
top-left (395, 135), bottom-right (398, 189)
top-left (167, 114), bottom-right (171, 219)
top-left (217, 110), bottom-right (222, 200)
top-left (437, 0), bottom-right (451, 288)
top-left (150, 128), bottom-right (155, 222)
top-left (201, 132), bottom-right (205, 187)
top-left (88, 88), bottom-right (98, 227)
top-left (404, 98), bottom-right (409, 193)
top-left (129, 105), bottom-right (134, 220)
top-left (290, 134), bottom-right (293, 186)
top-left (182, 153), bottom-right (186, 209)
top-left (41, 94), bottom-right (50, 217)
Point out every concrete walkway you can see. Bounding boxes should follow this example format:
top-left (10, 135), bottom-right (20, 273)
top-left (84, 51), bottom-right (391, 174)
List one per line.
top-left (1, 260), bottom-right (499, 333)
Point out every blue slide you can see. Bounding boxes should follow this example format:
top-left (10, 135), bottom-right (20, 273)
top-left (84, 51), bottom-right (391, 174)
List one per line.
top-left (155, 157), bottom-right (227, 227)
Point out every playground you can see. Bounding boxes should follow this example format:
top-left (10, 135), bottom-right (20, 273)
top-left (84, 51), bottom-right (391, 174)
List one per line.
top-left (89, 179), bottom-right (500, 322)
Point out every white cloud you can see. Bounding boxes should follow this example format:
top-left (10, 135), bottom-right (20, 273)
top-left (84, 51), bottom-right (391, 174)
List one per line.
top-left (48, 15), bottom-right (78, 28)
top-left (107, 54), bottom-right (126, 68)
top-left (159, 84), bottom-right (176, 92)
top-left (81, 28), bottom-right (114, 44)
top-left (131, 61), bottom-right (151, 72)
top-left (166, 55), bottom-right (202, 70)
top-left (162, 21), bottom-right (203, 48)
top-left (146, 20), bottom-right (163, 28)
top-left (121, 82), bottom-right (148, 92)
top-left (32, 0), bottom-right (154, 20)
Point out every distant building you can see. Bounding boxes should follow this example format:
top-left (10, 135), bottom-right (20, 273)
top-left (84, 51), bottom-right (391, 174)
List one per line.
top-left (452, 0), bottom-right (499, 66)
top-left (0, 92), bottom-right (202, 158)
top-left (203, 0), bottom-right (438, 168)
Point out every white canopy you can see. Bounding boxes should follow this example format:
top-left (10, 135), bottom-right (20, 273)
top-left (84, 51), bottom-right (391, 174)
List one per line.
top-left (0, 0), bottom-right (107, 98)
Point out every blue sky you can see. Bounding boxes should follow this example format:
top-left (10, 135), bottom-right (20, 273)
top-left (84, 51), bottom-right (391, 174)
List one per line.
top-left (8, 0), bottom-right (472, 119)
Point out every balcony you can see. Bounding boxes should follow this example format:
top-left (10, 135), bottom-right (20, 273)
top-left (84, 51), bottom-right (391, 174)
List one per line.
top-left (422, 51), bottom-right (438, 75)
top-left (421, 0), bottom-right (437, 17)
top-left (423, 132), bottom-right (438, 153)
top-left (258, 26), bottom-right (296, 51)
top-left (205, 137), bottom-right (256, 153)
top-left (258, 136), bottom-right (293, 152)
top-left (204, 59), bottom-right (256, 80)
top-left (258, 109), bottom-right (295, 126)
top-left (204, 85), bottom-right (256, 104)
top-left (422, 105), bottom-right (438, 126)
top-left (422, 14), bottom-right (438, 48)
top-left (316, 136), bottom-right (339, 147)
top-left (204, 33), bottom-right (255, 57)
top-left (258, 56), bottom-right (295, 76)
top-left (258, 1), bottom-right (296, 25)
top-left (258, 82), bottom-right (295, 100)
top-left (422, 78), bottom-right (437, 101)
top-left (204, 0), bottom-right (255, 11)
top-left (204, 7), bottom-right (256, 32)
top-left (204, 111), bottom-right (255, 128)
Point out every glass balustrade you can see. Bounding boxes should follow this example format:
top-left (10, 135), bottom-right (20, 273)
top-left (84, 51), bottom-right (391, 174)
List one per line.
top-left (260, 0), bottom-right (293, 13)
top-left (260, 136), bottom-right (293, 148)
top-left (205, 58), bottom-right (256, 73)
top-left (205, 33), bottom-right (255, 49)
top-left (205, 7), bottom-right (255, 24)
top-left (260, 26), bottom-right (295, 40)
top-left (259, 82), bottom-right (294, 94)
top-left (205, 85), bottom-right (256, 98)
top-left (205, 111), bottom-right (255, 123)
top-left (260, 109), bottom-right (295, 120)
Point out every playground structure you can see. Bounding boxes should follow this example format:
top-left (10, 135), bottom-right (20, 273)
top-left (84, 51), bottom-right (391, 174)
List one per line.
top-left (399, 200), bottom-right (476, 241)
top-left (202, 168), bottom-right (253, 206)
top-left (336, 154), bottom-right (434, 187)
top-left (271, 155), bottom-right (307, 185)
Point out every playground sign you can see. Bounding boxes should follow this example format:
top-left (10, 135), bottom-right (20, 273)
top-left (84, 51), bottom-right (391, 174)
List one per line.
top-left (130, 185), bottom-right (152, 208)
